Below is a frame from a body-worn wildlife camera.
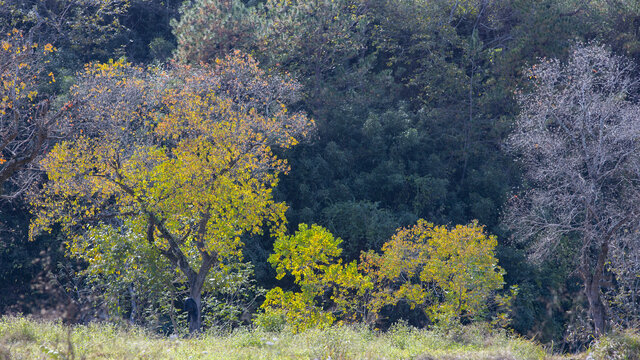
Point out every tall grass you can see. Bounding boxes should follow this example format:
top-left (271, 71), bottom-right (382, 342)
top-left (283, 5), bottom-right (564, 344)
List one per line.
top-left (0, 315), bottom-right (585, 359)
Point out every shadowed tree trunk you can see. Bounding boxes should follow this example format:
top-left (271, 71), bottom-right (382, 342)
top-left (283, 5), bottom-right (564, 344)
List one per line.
top-left (582, 240), bottom-right (609, 336)
top-left (187, 293), bottom-right (201, 334)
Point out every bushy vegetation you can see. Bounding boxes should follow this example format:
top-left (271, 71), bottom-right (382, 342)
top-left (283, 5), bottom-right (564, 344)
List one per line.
top-left (588, 330), bottom-right (640, 360)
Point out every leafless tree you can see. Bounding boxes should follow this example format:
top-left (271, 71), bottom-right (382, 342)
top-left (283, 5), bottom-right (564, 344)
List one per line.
top-left (504, 44), bottom-right (640, 336)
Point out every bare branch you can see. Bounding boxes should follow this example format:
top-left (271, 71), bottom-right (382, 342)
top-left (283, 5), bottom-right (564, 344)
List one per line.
top-left (504, 44), bottom-right (640, 335)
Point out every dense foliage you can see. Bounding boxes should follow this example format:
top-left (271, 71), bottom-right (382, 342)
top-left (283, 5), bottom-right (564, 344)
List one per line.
top-left (361, 220), bottom-right (511, 327)
top-left (2, 0), bottom-right (640, 351)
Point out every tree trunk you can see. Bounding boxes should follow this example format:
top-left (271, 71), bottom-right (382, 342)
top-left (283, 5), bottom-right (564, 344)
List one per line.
top-left (146, 213), bottom-right (215, 335)
top-left (584, 274), bottom-right (607, 336)
top-left (582, 238), bottom-right (612, 337)
top-left (188, 286), bottom-right (202, 335)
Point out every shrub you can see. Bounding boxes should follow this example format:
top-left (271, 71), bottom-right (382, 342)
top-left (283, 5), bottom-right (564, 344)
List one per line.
top-left (588, 331), bottom-right (640, 360)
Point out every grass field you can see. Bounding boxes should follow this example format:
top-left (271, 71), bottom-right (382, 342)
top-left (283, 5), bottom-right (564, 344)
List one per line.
top-left (1, 316), bottom-right (636, 360)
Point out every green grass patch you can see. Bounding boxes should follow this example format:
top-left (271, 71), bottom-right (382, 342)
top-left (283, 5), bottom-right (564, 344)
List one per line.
top-left (0, 316), bottom-right (563, 359)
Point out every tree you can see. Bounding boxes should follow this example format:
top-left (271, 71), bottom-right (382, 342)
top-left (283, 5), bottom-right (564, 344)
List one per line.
top-left (504, 44), bottom-right (640, 336)
top-left (259, 223), bottom-right (370, 333)
top-left (360, 219), bottom-right (507, 327)
top-left (78, 218), bottom-right (264, 331)
top-left (172, 0), bottom-right (265, 64)
top-left (261, 220), bottom-right (509, 331)
top-left (0, 0), bottom-right (130, 63)
top-left (30, 52), bottom-right (314, 333)
top-left (321, 201), bottom-right (399, 261)
top-left (0, 28), bottom-right (68, 200)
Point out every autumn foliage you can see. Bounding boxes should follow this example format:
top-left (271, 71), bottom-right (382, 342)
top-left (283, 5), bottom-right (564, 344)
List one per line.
top-left (361, 220), bottom-right (510, 326)
top-left (0, 29), bottom-right (63, 199)
top-left (260, 220), bottom-right (510, 332)
top-left (29, 52), bottom-right (314, 332)
top-left (259, 224), bottom-right (369, 332)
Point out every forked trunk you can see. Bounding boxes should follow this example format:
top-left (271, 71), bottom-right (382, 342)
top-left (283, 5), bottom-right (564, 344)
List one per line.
top-left (146, 214), bottom-right (214, 335)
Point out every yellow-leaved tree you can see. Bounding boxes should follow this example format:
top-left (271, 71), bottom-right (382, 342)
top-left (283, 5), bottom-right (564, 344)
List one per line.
top-left (260, 220), bottom-right (513, 332)
top-left (1, 28), bottom-right (67, 200)
top-left (29, 52), bottom-right (314, 333)
top-left (361, 220), bottom-right (512, 327)
top-left (259, 224), bottom-right (370, 333)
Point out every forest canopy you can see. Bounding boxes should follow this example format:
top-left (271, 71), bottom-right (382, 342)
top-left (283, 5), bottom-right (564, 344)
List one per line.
top-left (2, 0), bottom-right (640, 350)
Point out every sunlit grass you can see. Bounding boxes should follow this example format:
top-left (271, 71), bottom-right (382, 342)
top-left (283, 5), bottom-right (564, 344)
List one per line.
top-left (0, 315), bottom-right (612, 359)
